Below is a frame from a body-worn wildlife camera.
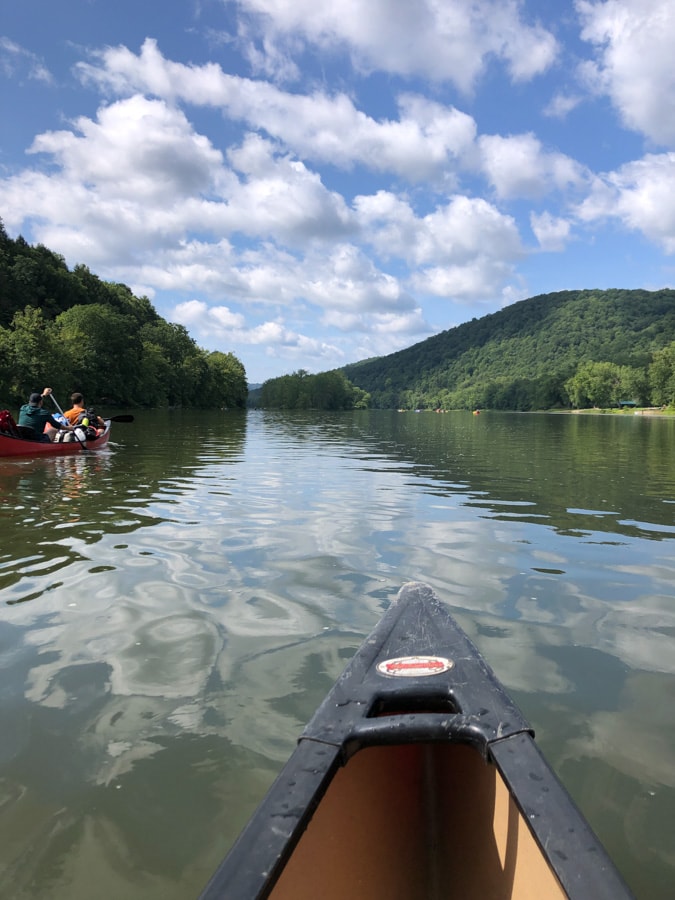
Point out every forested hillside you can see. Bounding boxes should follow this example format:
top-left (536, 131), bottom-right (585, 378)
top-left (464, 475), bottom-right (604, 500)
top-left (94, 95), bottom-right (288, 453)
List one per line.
top-left (342, 289), bottom-right (675, 410)
top-left (255, 369), bottom-right (370, 410)
top-left (0, 221), bottom-right (247, 408)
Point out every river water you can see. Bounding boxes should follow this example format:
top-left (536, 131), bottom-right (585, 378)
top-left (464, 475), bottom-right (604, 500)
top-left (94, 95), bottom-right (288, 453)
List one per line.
top-left (0, 409), bottom-right (673, 898)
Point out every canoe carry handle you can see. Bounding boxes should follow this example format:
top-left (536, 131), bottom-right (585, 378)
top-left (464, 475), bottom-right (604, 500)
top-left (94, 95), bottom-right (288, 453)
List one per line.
top-left (343, 711), bottom-right (495, 759)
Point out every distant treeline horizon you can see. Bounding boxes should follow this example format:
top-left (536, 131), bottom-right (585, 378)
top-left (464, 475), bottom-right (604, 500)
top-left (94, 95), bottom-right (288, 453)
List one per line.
top-left (255, 289), bottom-right (675, 411)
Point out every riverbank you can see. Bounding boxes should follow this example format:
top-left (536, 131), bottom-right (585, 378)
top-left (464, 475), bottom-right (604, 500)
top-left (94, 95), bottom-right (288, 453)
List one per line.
top-left (562, 406), bottom-right (675, 418)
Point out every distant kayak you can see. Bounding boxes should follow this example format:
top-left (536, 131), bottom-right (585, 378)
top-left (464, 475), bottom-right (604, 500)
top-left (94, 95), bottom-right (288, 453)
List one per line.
top-left (200, 582), bottom-right (633, 899)
top-left (0, 420), bottom-right (111, 457)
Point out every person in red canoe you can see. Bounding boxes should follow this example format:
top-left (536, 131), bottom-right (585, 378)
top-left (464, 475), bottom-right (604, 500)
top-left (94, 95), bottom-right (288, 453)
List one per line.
top-left (63, 392), bottom-right (86, 425)
top-left (17, 388), bottom-right (73, 442)
top-left (63, 393), bottom-right (105, 434)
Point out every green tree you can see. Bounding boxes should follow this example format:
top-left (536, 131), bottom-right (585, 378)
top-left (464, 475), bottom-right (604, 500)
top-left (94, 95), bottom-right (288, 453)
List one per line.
top-left (0, 228), bottom-right (247, 410)
top-left (206, 351), bottom-right (247, 408)
top-left (2, 307), bottom-right (60, 403)
top-left (55, 304), bottom-right (143, 403)
top-left (648, 342), bottom-right (675, 406)
top-left (565, 361), bottom-right (624, 408)
top-left (344, 288), bottom-right (675, 409)
top-left (259, 369), bottom-right (369, 410)
top-left (618, 365), bottom-right (650, 406)
top-left (139, 340), bottom-right (174, 406)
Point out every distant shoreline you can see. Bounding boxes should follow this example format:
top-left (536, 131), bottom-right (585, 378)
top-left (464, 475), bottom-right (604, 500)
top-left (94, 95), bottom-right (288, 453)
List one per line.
top-left (548, 407), bottom-right (674, 418)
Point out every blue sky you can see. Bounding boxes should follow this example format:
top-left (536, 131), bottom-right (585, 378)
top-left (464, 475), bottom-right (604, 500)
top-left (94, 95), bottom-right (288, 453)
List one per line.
top-left (2, 1), bottom-right (675, 384)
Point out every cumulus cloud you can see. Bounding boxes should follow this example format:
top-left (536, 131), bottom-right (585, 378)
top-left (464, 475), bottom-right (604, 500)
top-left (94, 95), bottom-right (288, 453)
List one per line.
top-left (356, 192), bottom-right (522, 281)
top-left (0, 96), bottom-right (230, 268)
top-left (174, 299), bottom-right (245, 331)
top-left (226, 0), bottom-right (558, 91)
top-left (11, 5), bottom-right (667, 381)
top-left (75, 39), bottom-right (595, 207)
top-left (352, 191), bottom-right (525, 303)
top-left (530, 211), bottom-right (572, 252)
top-left (411, 259), bottom-right (517, 302)
top-left (172, 299), bottom-right (344, 367)
top-left (0, 97), bottom-right (353, 264)
top-left (305, 244), bottom-right (421, 318)
top-left (576, 153), bottom-right (675, 252)
top-left (77, 39), bottom-right (476, 183)
top-left (479, 133), bottom-right (588, 200)
top-left (577, 0), bottom-right (675, 146)
top-left (226, 135), bottom-right (354, 242)
top-left (30, 95), bottom-right (224, 202)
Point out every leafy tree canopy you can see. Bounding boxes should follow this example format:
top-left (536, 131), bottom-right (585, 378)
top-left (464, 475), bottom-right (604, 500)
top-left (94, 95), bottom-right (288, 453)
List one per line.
top-left (0, 223), bottom-right (247, 409)
top-left (341, 289), bottom-right (675, 410)
top-left (258, 369), bottom-right (370, 410)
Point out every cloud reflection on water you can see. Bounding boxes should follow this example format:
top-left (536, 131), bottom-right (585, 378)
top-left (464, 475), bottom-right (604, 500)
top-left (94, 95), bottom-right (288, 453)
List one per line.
top-left (1, 410), bottom-right (674, 898)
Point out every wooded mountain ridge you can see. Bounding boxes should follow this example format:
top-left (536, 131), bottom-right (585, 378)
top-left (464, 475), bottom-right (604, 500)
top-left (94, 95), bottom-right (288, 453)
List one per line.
top-left (341, 288), bottom-right (675, 410)
top-left (0, 221), bottom-right (247, 409)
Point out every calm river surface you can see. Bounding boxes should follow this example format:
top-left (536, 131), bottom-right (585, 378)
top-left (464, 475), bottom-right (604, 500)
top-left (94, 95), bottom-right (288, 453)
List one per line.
top-left (0, 409), bottom-right (673, 898)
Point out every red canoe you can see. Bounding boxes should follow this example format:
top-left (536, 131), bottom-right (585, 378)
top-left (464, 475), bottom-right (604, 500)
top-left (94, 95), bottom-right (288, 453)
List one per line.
top-left (0, 420), bottom-right (111, 458)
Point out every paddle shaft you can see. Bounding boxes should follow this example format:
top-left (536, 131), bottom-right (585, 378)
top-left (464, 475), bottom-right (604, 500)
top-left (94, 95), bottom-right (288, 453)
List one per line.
top-left (48, 393), bottom-right (88, 446)
top-left (48, 395), bottom-right (134, 428)
top-left (48, 393), bottom-right (67, 417)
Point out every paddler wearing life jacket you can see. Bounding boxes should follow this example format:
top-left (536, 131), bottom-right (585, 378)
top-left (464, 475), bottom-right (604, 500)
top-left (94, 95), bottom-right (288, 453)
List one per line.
top-left (63, 393), bottom-right (105, 435)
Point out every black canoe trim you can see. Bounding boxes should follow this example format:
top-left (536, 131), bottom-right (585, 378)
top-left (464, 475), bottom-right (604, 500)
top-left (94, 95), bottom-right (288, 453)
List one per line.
top-left (200, 581), bottom-right (633, 900)
top-left (491, 732), bottom-right (632, 899)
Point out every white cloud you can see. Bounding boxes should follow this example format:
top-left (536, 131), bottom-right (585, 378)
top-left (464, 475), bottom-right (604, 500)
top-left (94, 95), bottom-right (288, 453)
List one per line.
top-left (577, 0), bottom-right (675, 146)
top-left (0, 95), bottom-right (233, 266)
top-left (166, 239), bottom-right (429, 372)
top-left (356, 191), bottom-right (522, 296)
top-left (6, 18), bottom-right (622, 382)
top-left (305, 244), bottom-right (416, 317)
top-left (576, 153), bottom-right (675, 252)
top-left (74, 39), bottom-right (600, 212)
top-left (0, 97), bottom-right (355, 264)
top-left (77, 39), bottom-right (477, 184)
top-left (354, 191), bottom-right (524, 302)
top-left (226, 135), bottom-right (354, 242)
top-left (543, 93), bottom-right (582, 119)
top-left (411, 259), bottom-right (516, 302)
top-left (30, 95), bottom-right (223, 202)
top-left (171, 300), bottom-right (344, 368)
top-left (530, 211), bottom-right (572, 251)
top-left (226, 0), bottom-right (558, 91)
top-left (479, 133), bottom-right (587, 200)
top-left (174, 299), bottom-right (246, 331)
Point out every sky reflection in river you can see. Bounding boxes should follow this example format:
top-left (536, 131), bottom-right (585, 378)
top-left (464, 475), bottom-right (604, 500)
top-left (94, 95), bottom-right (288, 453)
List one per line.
top-left (0, 409), bottom-right (674, 898)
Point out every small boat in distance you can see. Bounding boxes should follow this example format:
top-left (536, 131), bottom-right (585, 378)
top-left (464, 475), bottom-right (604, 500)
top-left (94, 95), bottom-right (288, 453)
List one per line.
top-left (200, 582), bottom-right (633, 900)
top-left (0, 419), bottom-right (113, 457)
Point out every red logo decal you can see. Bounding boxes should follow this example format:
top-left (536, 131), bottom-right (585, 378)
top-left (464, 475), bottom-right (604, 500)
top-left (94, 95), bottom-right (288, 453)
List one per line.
top-left (376, 655), bottom-right (453, 677)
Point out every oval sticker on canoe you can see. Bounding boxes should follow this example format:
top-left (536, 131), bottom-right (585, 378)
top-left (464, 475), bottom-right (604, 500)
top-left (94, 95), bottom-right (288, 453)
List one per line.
top-left (376, 655), bottom-right (454, 677)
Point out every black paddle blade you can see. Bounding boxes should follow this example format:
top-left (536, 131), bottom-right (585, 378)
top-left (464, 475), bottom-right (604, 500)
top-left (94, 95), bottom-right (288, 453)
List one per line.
top-left (109, 415), bottom-right (134, 423)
